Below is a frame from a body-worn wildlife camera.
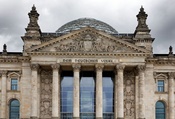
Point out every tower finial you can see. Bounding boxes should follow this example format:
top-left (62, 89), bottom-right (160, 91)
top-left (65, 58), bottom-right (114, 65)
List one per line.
top-left (135, 6), bottom-right (150, 32)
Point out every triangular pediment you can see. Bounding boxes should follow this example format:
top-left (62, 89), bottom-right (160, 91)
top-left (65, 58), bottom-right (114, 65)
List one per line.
top-left (27, 27), bottom-right (150, 54)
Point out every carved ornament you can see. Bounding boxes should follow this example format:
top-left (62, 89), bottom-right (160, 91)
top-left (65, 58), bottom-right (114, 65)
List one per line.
top-left (95, 64), bottom-right (104, 71)
top-left (137, 65), bottom-right (145, 72)
top-left (124, 71), bottom-right (135, 118)
top-left (168, 72), bottom-right (175, 79)
top-left (51, 64), bottom-right (60, 70)
top-left (116, 64), bottom-right (125, 71)
top-left (72, 64), bottom-right (81, 71)
top-left (31, 64), bottom-right (39, 71)
top-left (0, 70), bottom-right (7, 77)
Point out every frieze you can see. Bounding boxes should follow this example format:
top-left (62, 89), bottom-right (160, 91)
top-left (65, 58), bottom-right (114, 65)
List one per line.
top-left (58, 58), bottom-right (118, 64)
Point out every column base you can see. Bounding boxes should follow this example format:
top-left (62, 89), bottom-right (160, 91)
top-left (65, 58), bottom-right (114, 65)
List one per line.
top-left (138, 118), bottom-right (145, 119)
top-left (52, 117), bottom-right (59, 119)
top-left (117, 118), bottom-right (124, 119)
top-left (30, 117), bottom-right (38, 119)
top-left (73, 117), bottom-right (80, 119)
top-left (96, 118), bottom-right (103, 119)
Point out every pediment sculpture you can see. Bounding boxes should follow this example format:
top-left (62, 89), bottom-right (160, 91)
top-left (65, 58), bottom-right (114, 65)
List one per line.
top-left (54, 34), bottom-right (128, 52)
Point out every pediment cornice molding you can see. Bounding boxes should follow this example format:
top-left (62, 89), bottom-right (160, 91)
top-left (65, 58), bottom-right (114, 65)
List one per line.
top-left (27, 52), bottom-right (150, 57)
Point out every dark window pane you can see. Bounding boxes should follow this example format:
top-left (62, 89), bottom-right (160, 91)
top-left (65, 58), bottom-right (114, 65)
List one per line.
top-left (61, 72), bottom-right (73, 114)
top-left (157, 80), bottom-right (164, 92)
top-left (11, 79), bottom-right (18, 90)
top-left (156, 101), bottom-right (165, 119)
top-left (10, 100), bottom-right (20, 119)
top-left (103, 73), bottom-right (114, 114)
top-left (80, 72), bottom-right (95, 113)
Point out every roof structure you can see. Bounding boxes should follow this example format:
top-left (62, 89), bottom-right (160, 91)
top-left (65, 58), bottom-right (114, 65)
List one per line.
top-left (56, 18), bottom-right (118, 34)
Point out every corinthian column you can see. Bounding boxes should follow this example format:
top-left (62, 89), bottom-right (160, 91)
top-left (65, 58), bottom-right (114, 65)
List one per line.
top-left (137, 65), bottom-right (145, 119)
top-left (168, 72), bottom-right (175, 119)
top-left (116, 64), bottom-right (125, 119)
top-left (51, 64), bottom-right (60, 119)
top-left (72, 64), bottom-right (81, 119)
top-left (114, 70), bottom-right (118, 119)
top-left (31, 64), bottom-right (39, 119)
top-left (0, 70), bottom-right (7, 119)
top-left (96, 64), bottom-right (104, 119)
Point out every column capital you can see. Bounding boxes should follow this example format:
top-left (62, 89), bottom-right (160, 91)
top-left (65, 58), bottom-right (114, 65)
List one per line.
top-left (51, 63), bottom-right (60, 70)
top-left (0, 70), bottom-right (7, 76)
top-left (116, 64), bottom-right (125, 71)
top-left (137, 65), bottom-right (145, 72)
top-left (72, 64), bottom-right (81, 71)
top-left (168, 72), bottom-right (175, 79)
top-left (95, 64), bottom-right (104, 71)
top-left (31, 64), bottom-right (39, 71)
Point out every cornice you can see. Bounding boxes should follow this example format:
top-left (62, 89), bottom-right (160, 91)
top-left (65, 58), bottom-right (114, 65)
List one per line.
top-left (0, 56), bottom-right (30, 63)
top-left (146, 58), bottom-right (175, 65)
top-left (27, 52), bottom-right (150, 57)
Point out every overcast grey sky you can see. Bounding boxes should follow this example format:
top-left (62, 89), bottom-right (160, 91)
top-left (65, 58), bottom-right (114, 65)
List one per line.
top-left (0, 0), bottom-right (175, 54)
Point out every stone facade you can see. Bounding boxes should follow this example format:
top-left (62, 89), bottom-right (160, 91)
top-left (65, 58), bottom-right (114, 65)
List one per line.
top-left (0, 5), bottom-right (174, 119)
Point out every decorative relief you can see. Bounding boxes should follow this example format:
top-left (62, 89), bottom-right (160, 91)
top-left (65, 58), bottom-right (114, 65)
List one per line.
top-left (40, 70), bottom-right (52, 118)
top-left (124, 71), bottom-right (135, 119)
top-left (54, 33), bottom-right (128, 52)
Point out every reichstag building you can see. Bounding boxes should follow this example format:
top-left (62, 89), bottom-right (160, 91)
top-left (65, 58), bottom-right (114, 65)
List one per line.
top-left (0, 5), bottom-right (174, 119)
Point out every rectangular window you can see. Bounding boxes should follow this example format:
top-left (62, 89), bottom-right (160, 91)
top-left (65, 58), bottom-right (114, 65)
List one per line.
top-left (157, 80), bottom-right (164, 92)
top-left (11, 79), bottom-right (18, 90)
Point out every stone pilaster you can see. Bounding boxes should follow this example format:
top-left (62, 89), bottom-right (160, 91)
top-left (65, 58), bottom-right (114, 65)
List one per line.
top-left (116, 64), bottom-right (125, 119)
top-left (30, 64), bottom-right (39, 118)
top-left (95, 64), bottom-right (104, 119)
top-left (137, 65), bottom-right (145, 119)
top-left (114, 70), bottom-right (118, 119)
top-left (0, 70), bottom-right (7, 119)
top-left (72, 64), bottom-right (81, 119)
top-left (51, 64), bottom-right (60, 118)
top-left (168, 72), bottom-right (175, 119)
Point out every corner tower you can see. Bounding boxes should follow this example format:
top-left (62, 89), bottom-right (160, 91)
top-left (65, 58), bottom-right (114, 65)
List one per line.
top-left (21, 5), bottom-right (41, 52)
top-left (134, 6), bottom-right (154, 52)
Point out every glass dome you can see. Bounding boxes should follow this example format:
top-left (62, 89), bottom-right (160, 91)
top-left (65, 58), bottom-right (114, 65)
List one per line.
top-left (56, 18), bottom-right (118, 34)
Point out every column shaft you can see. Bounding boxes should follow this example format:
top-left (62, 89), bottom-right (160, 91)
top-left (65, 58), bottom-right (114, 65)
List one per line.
top-left (114, 71), bottom-right (117, 119)
top-left (116, 64), bottom-right (125, 119)
top-left (168, 72), bottom-right (174, 119)
top-left (95, 64), bottom-right (104, 119)
top-left (31, 64), bottom-right (39, 118)
top-left (51, 64), bottom-right (60, 118)
top-left (73, 64), bottom-right (81, 119)
top-left (137, 65), bottom-right (145, 119)
top-left (1, 71), bottom-right (7, 118)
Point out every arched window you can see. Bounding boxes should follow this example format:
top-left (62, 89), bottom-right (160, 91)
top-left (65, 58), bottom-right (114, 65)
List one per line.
top-left (80, 71), bottom-right (95, 118)
top-left (9, 99), bottom-right (20, 119)
top-left (103, 71), bottom-right (114, 118)
top-left (155, 101), bottom-right (166, 119)
top-left (61, 71), bottom-right (73, 118)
